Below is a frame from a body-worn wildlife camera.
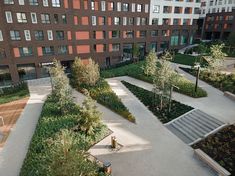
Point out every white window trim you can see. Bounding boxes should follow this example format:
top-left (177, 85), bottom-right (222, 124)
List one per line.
top-left (117, 2), bottom-right (121, 11)
top-left (132, 3), bottom-right (136, 12)
top-left (24, 30), bottom-right (31, 41)
top-left (5, 11), bottom-right (13, 23)
top-left (47, 30), bottom-right (53, 40)
top-left (43, 0), bottom-right (49, 7)
top-left (92, 16), bottom-right (96, 26)
top-left (0, 30), bottom-right (3, 41)
top-left (145, 4), bottom-right (149, 13)
top-left (101, 1), bottom-right (106, 11)
top-left (31, 13), bottom-right (37, 24)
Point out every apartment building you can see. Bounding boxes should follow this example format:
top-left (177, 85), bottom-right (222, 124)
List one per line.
top-left (0, 0), bottom-right (201, 85)
top-left (199, 0), bottom-right (235, 40)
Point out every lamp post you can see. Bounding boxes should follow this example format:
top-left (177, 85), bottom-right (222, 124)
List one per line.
top-left (194, 62), bottom-right (201, 93)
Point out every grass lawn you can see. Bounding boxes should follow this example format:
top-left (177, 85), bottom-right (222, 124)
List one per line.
top-left (21, 95), bottom-right (109, 176)
top-left (0, 83), bottom-right (29, 104)
top-left (172, 54), bottom-right (207, 66)
top-left (73, 79), bottom-right (135, 123)
top-left (192, 125), bottom-right (235, 175)
top-left (101, 61), bottom-right (207, 98)
top-left (122, 81), bottom-right (193, 123)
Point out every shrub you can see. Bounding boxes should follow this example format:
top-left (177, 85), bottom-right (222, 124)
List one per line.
top-left (72, 57), bottom-right (100, 86)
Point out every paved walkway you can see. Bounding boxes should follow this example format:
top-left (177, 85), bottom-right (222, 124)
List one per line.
top-left (0, 78), bottom-right (51, 176)
top-left (73, 83), bottom-right (214, 176)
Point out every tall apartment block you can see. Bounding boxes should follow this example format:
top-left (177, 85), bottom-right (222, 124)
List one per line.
top-left (199, 0), bottom-right (235, 40)
top-left (0, 0), bottom-right (201, 85)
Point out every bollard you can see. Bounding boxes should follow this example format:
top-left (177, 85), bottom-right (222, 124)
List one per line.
top-left (103, 161), bottom-right (112, 174)
top-left (111, 136), bottom-right (117, 149)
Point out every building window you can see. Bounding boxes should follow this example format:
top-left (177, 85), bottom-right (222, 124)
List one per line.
top-left (141, 18), bottom-right (147, 25)
top-left (5, 11), bottom-right (13, 23)
top-left (163, 6), bottom-right (171, 13)
top-left (112, 30), bottom-right (120, 38)
top-left (91, 0), bottom-right (95, 10)
top-left (62, 14), bottom-right (67, 24)
top-left (19, 0), bottom-right (25, 5)
top-left (10, 30), bottom-right (21, 40)
top-left (19, 47), bottom-right (33, 57)
top-left (117, 2), bottom-right (121, 11)
top-left (0, 66), bottom-right (11, 86)
top-left (153, 5), bottom-right (160, 13)
top-left (112, 44), bottom-right (120, 51)
top-left (101, 1), bottom-right (106, 11)
top-left (152, 18), bottom-right (158, 25)
top-left (128, 17), bottom-right (134, 25)
top-left (109, 2), bottom-right (114, 11)
top-left (132, 3), bottom-right (135, 12)
top-left (58, 45), bottom-right (68, 54)
top-left (56, 31), bottom-right (64, 40)
top-left (145, 4), bottom-right (149, 13)
top-left (34, 30), bottom-right (44, 40)
top-left (43, 0), bottom-right (48, 6)
top-left (31, 13), bottom-right (37, 24)
top-left (99, 16), bottom-right (105, 25)
top-left (173, 19), bottom-right (180, 25)
top-left (140, 31), bottom-right (146, 38)
top-left (42, 46), bottom-right (54, 55)
top-left (0, 31), bottom-right (3, 41)
top-left (123, 3), bottom-right (129, 11)
top-left (41, 14), bottom-right (50, 24)
top-left (16, 12), bottom-right (27, 23)
top-left (92, 16), bottom-right (96, 25)
top-left (29, 0), bottom-right (38, 5)
top-left (151, 30), bottom-right (158, 37)
top-left (114, 17), bottom-right (120, 25)
top-left (17, 64), bottom-right (36, 80)
top-left (4, 0), bottom-right (14, 4)
top-left (52, 0), bottom-right (60, 7)
top-left (162, 30), bottom-right (169, 36)
top-left (24, 30), bottom-right (31, 41)
top-left (125, 31), bottom-right (134, 38)
top-left (137, 4), bottom-right (142, 12)
top-left (54, 14), bottom-right (59, 24)
top-left (47, 30), bottom-right (53, 40)
top-left (163, 18), bottom-right (170, 25)
top-left (136, 17), bottom-right (140, 25)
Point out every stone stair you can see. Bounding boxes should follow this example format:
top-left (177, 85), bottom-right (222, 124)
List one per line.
top-left (165, 109), bottom-right (226, 145)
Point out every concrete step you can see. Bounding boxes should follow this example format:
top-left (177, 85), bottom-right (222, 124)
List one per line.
top-left (196, 110), bottom-right (224, 126)
top-left (172, 120), bottom-right (198, 141)
top-left (179, 117), bottom-right (206, 137)
top-left (191, 112), bottom-right (220, 129)
top-left (184, 115), bottom-right (212, 133)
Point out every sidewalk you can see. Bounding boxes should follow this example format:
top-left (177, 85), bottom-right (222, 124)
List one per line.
top-left (0, 78), bottom-right (51, 176)
top-left (73, 83), bottom-right (214, 176)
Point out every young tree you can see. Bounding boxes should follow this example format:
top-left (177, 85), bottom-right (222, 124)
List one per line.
top-left (79, 91), bottom-right (102, 135)
top-left (152, 52), bottom-right (178, 110)
top-left (132, 44), bottom-right (140, 62)
top-left (72, 57), bottom-right (100, 86)
top-left (49, 59), bottom-right (73, 114)
top-left (207, 43), bottom-right (227, 73)
top-left (49, 130), bottom-right (98, 176)
top-left (143, 50), bottom-right (157, 76)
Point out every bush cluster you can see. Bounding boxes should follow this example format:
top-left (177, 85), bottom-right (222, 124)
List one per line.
top-left (20, 96), bottom-right (109, 176)
top-left (121, 81), bottom-right (193, 123)
top-left (101, 61), bottom-right (207, 98)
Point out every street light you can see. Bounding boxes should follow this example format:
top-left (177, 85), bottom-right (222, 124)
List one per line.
top-left (194, 62), bottom-right (201, 93)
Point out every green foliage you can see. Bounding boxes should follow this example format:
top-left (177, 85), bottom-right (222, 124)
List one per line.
top-left (132, 44), bottom-right (140, 61)
top-left (193, 125), bottom-right (235, 175)
top-left (20, 96), bottom-right (109, 176)
top-left (228, 32), bottom-right (235, 47)
top-left (77, 79), bottom-right (135, 123)
top-left (49, 130), bottom-right (98, 176)
top-left (80, 93), bottom-right (102, 135)
top-left (0, 82), bottom-right (29, 104)
top-left (172, 54), bottom-right (208, 66)
top-left (182, 67), bottom-right (235, 94)
top-left (49, 59), bottom-right (73, 115)
top-left (72, 57), bottom-right (100, 86)
top-left (122, 81), bottom-right (193, 123)
top-left (101, 60), bottom-right (207, 98)
top-left (143, 50), bottom-right (157, 76)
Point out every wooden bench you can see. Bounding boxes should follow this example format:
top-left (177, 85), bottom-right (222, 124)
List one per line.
top-left (224, 91), bottom-right (235, 102)
top-left (194, 149), bottom-right (231, 176)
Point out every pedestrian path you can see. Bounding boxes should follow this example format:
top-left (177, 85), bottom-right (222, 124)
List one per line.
top-left (117, 74), bottom-right (235, 125)
top-left (0, 78), bottom-right (51, 176)
top-left (73, 81), bottom-right (214, 176)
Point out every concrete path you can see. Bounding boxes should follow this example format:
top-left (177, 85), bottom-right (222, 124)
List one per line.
top-left (73, 83), bottom-right (214, 176)
top-left (0, 78), bottom-right (51, 176)
top-left (117, 68), bottom-right (235, 125)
